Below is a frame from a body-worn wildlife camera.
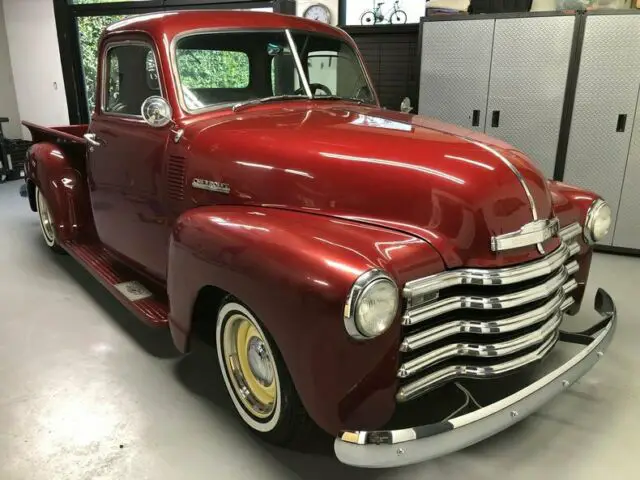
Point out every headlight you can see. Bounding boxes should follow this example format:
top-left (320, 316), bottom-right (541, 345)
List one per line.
top-left (344, 270), bottom-right (399, 339)
top-left (584, 199), bottom-right (612, 244)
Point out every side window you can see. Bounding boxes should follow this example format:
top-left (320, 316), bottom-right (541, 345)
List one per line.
top-left (104, 44), bottom-right (161, 116)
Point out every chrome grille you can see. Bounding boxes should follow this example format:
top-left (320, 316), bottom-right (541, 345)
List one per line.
top-left (396, 223), bottom-right (582, 403)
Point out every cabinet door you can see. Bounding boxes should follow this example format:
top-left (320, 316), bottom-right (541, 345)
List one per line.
top-left (563, 14), bottom-right (640, 245)
top-left (485, 16), bottom-right (575, 178)
top-left (612, 88), bottom-right (640, 249)
top-left (419, 19), bottom-right (494, 131)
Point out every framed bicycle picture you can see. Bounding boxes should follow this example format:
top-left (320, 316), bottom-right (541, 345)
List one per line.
top-left (343, 0), bottom-right (425, 26)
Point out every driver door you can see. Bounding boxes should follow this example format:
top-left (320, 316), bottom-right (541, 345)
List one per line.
top-left (87, 40), bottom-right (171, 280)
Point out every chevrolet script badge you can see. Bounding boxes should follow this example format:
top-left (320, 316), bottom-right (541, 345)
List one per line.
top-left (192, 178), bottom-right (231, 194)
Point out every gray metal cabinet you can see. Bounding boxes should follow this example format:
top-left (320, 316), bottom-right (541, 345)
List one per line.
top-left (612, 92), bottom-right (640, 249)
top-left (419, 19), bottom-right (494, 132)
top-left (563, 14), bottom-right (640, 246)
top-left (419, 15), bottom-right (574, 178)
top-left (485, 16), bottom-right (575, 178)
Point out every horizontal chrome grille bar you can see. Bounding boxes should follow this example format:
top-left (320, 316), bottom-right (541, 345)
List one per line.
top-left (403, 266), bottom-right (573, 326)
top-left (398, 310), bottom-right (563, 378)
top-left (396, 330), bottom-right (559, 403)
top-left (404, 241), bottom-right (579, 306)
top-left (559, 222), bottom-right (582, 243)
top-left (400, 290), bottom-right (575, 353)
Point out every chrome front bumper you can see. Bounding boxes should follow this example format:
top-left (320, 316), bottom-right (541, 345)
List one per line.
top-left (334, 288), bottom-right (616, 468)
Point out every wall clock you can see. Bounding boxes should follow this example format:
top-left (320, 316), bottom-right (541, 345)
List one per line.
top-left (303, 3), bottom-right (332, 24)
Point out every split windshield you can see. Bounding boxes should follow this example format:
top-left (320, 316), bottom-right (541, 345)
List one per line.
top-left (174, 29), bottom-right (376, 111)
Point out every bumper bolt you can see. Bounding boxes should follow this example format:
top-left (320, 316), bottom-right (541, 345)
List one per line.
top-left (562, 380), bottom-right (570, 388)
top-left (510, 410), bottom-right (519, 418)
top-left (397, 448), bottom-right (405, 456)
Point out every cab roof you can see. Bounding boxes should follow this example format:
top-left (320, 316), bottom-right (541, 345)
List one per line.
top-left (105, 10), bottom-right (347, 43)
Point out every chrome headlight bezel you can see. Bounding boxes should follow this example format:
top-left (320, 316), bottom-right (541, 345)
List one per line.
top-left (344, 269), bottom-right (399, 340)
top-left (584, 199), bottom-right (612, 245)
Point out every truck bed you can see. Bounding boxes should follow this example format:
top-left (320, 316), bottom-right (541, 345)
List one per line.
top-left (22, 122), bottom-right (87, 145)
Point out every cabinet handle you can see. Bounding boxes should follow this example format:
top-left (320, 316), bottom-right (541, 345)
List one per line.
top-left (491, 110), bottom-right (500, 128)
top-left (616, 114), bottom-right (627, 132)
top-left (472, 109), bottom-right (480, 127)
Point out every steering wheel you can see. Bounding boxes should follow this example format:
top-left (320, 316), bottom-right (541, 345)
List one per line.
top-left (294, 82), bottom-right (333, 96)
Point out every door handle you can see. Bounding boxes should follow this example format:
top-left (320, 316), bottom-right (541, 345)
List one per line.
top-left (491, 110), bottom-right (500, 128)
top-left (472, 109), bottom-right (481, 127)
top-left (616, 114), bottom-right (627, 132)
top-left (84, 133), bottom-right (101, 147)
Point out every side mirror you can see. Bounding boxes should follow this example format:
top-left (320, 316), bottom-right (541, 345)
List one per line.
top-left (141, 96), bottom-right (172, 128)
top-left (400, 97), bottom-right (413, 113)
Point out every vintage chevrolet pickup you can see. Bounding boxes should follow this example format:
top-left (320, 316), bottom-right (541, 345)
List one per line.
top-left (22, 10), bottom-right (616, 468)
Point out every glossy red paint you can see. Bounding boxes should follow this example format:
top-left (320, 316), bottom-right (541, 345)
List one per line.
top-left (23, 11), bottom-right (603, 436)
top-left (169, 207), bottom-right (444, 431)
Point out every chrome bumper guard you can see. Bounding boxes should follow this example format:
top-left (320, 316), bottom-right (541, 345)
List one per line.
top-left (334, 288), bottom-right (616, 468)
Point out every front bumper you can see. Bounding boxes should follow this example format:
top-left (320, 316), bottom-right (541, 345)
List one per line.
top-left (334, 288), bottom-right (616, 468)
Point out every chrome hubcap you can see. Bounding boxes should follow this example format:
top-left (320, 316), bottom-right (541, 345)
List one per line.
top-left (223, 313), bottom-right (277, 419)
top-left (247, 337), bottom-right (274, 387)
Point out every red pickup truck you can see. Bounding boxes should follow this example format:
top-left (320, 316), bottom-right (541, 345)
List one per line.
top-left (22, 10), bottom-right (616, 468)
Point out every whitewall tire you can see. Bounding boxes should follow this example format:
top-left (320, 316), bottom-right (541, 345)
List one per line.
top-left (36, 186), bottom-right (64, 253)
top-left (215, 298), bottom-right (315, 445)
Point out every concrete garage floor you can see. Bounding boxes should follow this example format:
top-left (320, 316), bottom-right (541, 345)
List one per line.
top-left (1, 180), bottom-right (639, 480)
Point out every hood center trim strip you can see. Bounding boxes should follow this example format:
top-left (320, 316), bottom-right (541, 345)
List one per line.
top-left (467, 140), bottom-right (545, 254)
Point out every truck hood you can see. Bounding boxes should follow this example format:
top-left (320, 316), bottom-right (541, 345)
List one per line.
top-left (189, 103), bottom-right (559, 268)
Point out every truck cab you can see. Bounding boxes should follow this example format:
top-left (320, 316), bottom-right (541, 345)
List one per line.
top-left (23, 10), bottom-right (616, 468)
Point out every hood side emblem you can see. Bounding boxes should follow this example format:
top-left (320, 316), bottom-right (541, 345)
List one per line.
top-left (192, 178), bottom-right (231, 195)
top-left (491, 218), bottom-right (559, 252)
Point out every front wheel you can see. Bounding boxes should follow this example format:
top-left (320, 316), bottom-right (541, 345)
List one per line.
top-left (360, 10), bottom-right (376, 25)
top-left (216, 299), bottom-right (314, 445)
top-left (36, 186), bottom-right (64, 254)
top-left (390, 9), bottom-right (407, 24)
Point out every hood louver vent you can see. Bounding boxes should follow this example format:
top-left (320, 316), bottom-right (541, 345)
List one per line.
top-left (167, 155), bottom-right (186, 201)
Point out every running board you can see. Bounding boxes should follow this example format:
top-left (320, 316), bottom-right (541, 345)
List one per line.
top-left (63, 242), bottom-right (169, 327)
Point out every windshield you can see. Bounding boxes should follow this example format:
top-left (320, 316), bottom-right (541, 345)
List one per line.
top-left (174, 29), bottom-right (376, 111)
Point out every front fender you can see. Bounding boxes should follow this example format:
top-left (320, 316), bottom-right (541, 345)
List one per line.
top-left (548, 181), bottom-right (600, 314)
top-left (167, 206), bottom-right (444, 435)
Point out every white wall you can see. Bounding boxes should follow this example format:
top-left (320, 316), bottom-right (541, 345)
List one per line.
top-left (2, 0), bottom-right (69, 138)
top-left (297, 0), bottom-right (339, 26)
top-left (0, 0), bottom-right (20, 139)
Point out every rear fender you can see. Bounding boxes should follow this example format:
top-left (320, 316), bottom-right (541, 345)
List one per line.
top-left (26, 142), bottom-right (95, 242)
top-left (167, 206), bottom-right (444, 435)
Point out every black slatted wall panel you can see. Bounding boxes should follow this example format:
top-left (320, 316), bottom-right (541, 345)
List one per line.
top-left (343, 25), bottom-right (420, 111)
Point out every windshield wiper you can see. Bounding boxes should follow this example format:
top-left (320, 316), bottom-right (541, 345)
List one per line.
top-left (232, 95), bottom-right (309, 112)
top-left (311, 95), bottom-right (365, 105)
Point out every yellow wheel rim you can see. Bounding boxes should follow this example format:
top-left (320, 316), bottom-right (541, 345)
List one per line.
top-left (223, 313), bottom-right (276, 419)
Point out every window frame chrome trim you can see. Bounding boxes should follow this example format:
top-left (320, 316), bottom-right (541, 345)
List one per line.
top-left (100, 39), bottom-right (166, 119)
top-left (168, 27), bottom-right (376, 115)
